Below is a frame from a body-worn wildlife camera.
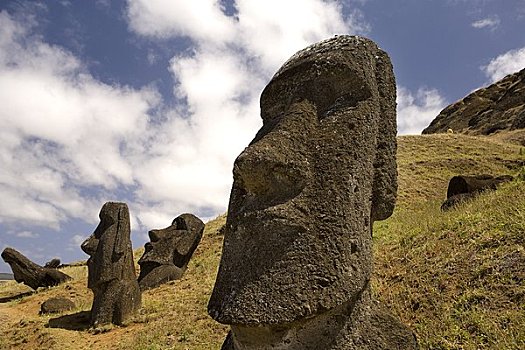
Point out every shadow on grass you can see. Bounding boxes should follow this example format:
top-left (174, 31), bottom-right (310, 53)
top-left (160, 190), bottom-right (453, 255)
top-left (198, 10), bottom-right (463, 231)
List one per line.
top-left (47, 311), bottom-right (91, 330)
top-left (0, 291), bottom-right (34, 303)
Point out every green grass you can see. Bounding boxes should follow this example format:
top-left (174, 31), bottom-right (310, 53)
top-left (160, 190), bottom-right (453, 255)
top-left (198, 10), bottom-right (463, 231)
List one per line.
top-left (396, 134), bottom-right (522, 207)
top-left (373, 181), bottom-right (525, 349)
top-left (373, 134), bottom-right (524, 349)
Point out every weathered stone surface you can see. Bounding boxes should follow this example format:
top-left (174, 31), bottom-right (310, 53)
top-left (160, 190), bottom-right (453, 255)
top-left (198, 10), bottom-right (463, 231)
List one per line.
top-left (138, 213), bottom-right (204, 291)
top-left (441, 174), bottom-right (513, 210)
top-left (44, 258), bottom-right (61, 269)
top-left (423, 68), bottom-right (525, 135)
top-left (81, 202), bottom-right (141, 326)
top-left (1, 248), bottom-right (71, 290)
top-left (208, 35), bottom-right (416, 349)
top-left (40, 297), bottom-right (75, 314)
top-left (220, 290), bottom-right (417, 350)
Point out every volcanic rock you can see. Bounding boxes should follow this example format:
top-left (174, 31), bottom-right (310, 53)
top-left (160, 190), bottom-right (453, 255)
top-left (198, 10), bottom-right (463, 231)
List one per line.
top-left (40, 297), bottom-right (75, 314)
top-left (1, 248), bottom-right (71, 290)
top-left (208, 35), bottom-right (417, 349)
top-left (423, 68), bottom-right (525, 135)
top-left (81, 202), bottom-right (141, 326)
top-left (138, 213), bottom-right (204, 291)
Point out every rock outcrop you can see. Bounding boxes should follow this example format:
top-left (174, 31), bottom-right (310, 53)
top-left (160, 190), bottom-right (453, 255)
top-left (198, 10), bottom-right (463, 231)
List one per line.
top-left (208, 35), bottom-right (417, 350)
top-left (81, 202), bottom-right (141, 326)
top-left (137, 213), bottom-right (204, 291)
top-left (441, 174), bottom-right (513, 210)
top-left (1, 247), bottom-right (71, 290)
top-left (423, 68), bottom-right (525, 135)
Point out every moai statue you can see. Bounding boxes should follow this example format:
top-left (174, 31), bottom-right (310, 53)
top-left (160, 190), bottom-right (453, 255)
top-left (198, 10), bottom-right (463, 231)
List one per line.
top-left (81, 202), bottom-right (141, 326)
top-left (1, 248), bottom-right (71, 290)
top-left (137, 213), bottom-right (205, 291)
top-left (208, 36), bottom-right (418, 349)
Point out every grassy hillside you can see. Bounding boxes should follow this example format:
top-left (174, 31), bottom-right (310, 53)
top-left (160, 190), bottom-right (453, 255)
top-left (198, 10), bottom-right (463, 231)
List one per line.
top-left (0, 134), bottom-right (523, 349)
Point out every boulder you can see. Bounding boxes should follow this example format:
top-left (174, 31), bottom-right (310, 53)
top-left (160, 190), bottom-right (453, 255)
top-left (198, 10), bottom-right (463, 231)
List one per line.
top-left (138, 213), bottom-right (204, 291)
top-left (81, 202), bottom-right (141, 326)
top-left (1, 248), bottom-right (71, 290)
top-left (208, 35), bottom-right (417, 349)
top-left (40, 297), bottom-right (75, 314)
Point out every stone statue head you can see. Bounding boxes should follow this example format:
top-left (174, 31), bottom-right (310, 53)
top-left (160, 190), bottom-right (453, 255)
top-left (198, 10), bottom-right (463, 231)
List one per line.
top-left (137, 213), bottom-right (204, 286)
top-left (208, 35), bottom-right (397, 327)
top-left (81, 202), bottom-right (135, 289)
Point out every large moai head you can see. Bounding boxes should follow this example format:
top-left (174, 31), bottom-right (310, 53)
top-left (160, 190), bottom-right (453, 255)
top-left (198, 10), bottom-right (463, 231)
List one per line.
top-left (208, 35), bottom-right (397, 328)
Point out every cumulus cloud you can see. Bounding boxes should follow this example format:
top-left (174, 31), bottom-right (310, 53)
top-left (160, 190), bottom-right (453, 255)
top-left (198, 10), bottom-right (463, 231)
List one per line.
top-left (0, 10), bottom-right (157, 228)
top-left (126, 0), bottom-right (236, 42)
top-left (471, 15), bottom-right (500, 30)
top-left (482, 46), bottom-right (525, 82)
top-left (397, 87), bottom-right (447, 135)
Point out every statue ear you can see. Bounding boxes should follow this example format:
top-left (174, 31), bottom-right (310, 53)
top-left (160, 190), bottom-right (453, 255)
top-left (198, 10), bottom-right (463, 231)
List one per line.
top-left (371, 49), bottom-right (397, 222)
top-left (112, 207), bottom-right (126, 261)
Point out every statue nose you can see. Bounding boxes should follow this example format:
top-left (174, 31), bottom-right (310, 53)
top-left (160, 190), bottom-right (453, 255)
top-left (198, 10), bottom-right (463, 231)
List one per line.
top-left (233, 145), bottom-right (307, 206)
top-left (81, 235), bottom-right (98, 255)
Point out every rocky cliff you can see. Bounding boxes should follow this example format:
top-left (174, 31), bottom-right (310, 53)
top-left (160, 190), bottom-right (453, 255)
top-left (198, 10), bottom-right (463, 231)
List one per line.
top-left (422, 68), bottom-right (525, 135)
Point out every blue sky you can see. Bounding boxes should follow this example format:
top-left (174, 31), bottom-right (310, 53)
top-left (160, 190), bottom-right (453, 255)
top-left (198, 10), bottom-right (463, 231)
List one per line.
top-left (1, 0), bottom-right (524, 272)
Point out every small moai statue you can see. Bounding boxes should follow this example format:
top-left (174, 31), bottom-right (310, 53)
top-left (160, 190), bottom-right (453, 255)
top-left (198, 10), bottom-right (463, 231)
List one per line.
top-left (81, 202), bottom-right (141, 326)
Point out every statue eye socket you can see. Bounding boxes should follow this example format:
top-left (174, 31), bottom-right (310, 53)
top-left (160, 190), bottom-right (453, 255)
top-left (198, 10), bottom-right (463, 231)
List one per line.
top-left (293, 79), bottom-right (371, 120)
top-left (260, 64), bottom-right (373, 121)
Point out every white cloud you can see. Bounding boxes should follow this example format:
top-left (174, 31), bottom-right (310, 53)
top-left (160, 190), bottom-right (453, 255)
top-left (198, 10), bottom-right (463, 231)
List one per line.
top-left (397, 87), bottom-right (447, 135)
top-left (234, 0), bottom-right (361, 70)
top-left (126, 0), bottom-right (236, 42)
top-left (15, 231), bottom-right (40, 238)
top-left (0, 10), bottom-right (157, 228)
top-left (482, 46), bottom-right (525, 82)
top-left (471, 15), bottom-right (500, 30)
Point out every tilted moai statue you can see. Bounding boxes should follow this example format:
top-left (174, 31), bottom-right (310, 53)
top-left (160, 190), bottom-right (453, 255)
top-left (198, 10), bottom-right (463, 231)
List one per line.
top-left (208, 36), bottom-right (418, 349)
top-left (1, 247), bottom-right (71, 290)
top-left (81, 202), bottom-right (141, 326)
top-left (137, 213), bottom-right (205, 291)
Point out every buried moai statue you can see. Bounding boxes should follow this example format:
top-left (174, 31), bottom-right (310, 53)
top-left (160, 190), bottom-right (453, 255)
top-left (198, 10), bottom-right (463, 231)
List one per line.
top-left (137, 213), bottom-right (205, 291)
top-left (81, 202), bottom-right (141, 326)
top-left (1, 248), bottom-right (71, 290)
top-left (208, 36), bottom-right (418, 349)
top-left (441, 174), bottom-right (513, 210)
